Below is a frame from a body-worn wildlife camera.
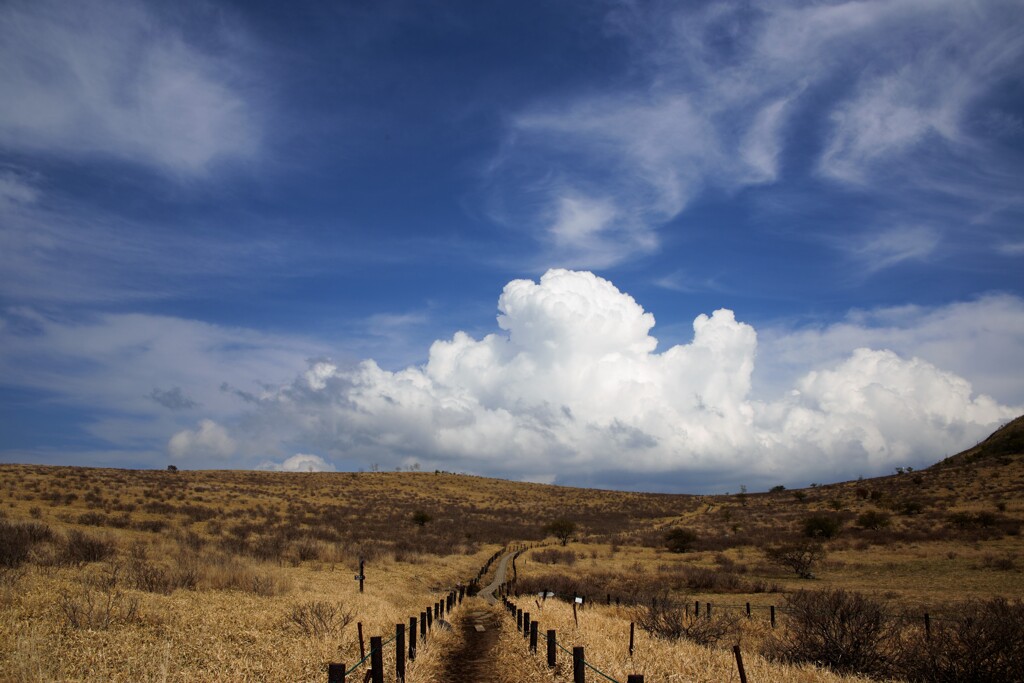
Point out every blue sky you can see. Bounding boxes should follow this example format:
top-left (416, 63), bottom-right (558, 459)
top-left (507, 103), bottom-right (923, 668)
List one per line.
top-left (1, 0), bottom-right (1023, 492)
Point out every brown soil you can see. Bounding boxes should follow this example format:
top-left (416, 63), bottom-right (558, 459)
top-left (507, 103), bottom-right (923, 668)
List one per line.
top-left (438, 601), bottom-right (504, 682)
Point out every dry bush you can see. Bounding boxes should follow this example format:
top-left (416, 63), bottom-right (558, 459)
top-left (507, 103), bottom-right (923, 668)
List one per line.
top-left (0, 519), bottom-right (52, 567)
top-left (531, 548), bottom-right (578, 565)
top-left (59, 585), bottom-right (141, 630)
top-left (896, 597), bottom-right (1024, 682)
top-left (57, 529), bottom-right (117, 566)
top-left (286, 600), bottom-right (354, 637)
top-left (634, 596), bottom-right (741, 646)
top-left (762, 589), bottom-right (900, 678)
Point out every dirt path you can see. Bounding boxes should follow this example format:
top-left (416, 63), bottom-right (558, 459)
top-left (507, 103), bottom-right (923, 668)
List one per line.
top-left (437, 550), bottom-right (515, 682)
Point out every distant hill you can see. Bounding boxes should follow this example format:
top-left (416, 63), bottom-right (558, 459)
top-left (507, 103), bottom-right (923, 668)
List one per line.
top-left (934, 414), bottom-right (1024, 469)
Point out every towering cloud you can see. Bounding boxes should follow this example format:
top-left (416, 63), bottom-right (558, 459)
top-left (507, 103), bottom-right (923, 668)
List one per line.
top-left (220, 270), bottom-right (1017, 488)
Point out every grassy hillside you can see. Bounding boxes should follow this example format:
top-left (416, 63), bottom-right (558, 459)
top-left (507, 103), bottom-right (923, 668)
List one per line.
top-left (1, 415), bottom-right (1022, 681)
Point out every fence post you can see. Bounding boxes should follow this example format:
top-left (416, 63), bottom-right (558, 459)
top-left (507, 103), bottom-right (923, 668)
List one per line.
top-left (358, 623), bottom-right (365, 661)
top-left (524, 612), bottom-right (531, 638)
top-left (327, 663), bottom-right (345, 683)
top-left (547, 630), bottom-right (556, 668)
top-left (517, 608), bottom-right (523, 630)
top-left (426, 607), bottom-right (432, 632)
top-left (746, 602), bottom-right (751, 618)
top-left (573, 646), bottom-right (585, 683)
top-left (733, 644), bottom-right (748, 683)
top-left (369, 636), bottom-right (384, 683)
top-left (409, 617), bottom-right (417, 660)
top-left (695, 600), bottom-right (700, 617)
top-left (924, 612), bottom-right (931, 640)
top-left (770, 605), bottom-right (776, 628)
top-left (627, 677), bottom-right (644, 683)
top-left (396, 624), bottom-right (405, 683)
top-left (707, 602), bottom-right (712, 619)
top-left (629, 621), bottom-right (635, 657)
top-left (530, 621), bottom-right (538, 653)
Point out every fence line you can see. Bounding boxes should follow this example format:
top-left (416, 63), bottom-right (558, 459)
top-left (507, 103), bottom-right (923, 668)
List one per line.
top-left (327, 546), bottom-right (504, 682)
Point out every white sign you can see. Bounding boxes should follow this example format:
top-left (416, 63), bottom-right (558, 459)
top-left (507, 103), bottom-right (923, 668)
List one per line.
top-left (574, 597), bottom-right (584, 604)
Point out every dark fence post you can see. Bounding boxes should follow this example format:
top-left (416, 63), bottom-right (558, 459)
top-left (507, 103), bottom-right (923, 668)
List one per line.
top-left (770, 605), bottom-right (776, 628)
top-left (358, 623), bottom-right (365, 661)
top-left (426, 607), bottom-right (432, 632)
top-left (327, 663), bottom-right (345, 683)
top-left (396, 624), bottom-right (405, 683)
top-left (517, 608), bottom-right (523, 630)
top-left (409, 617), bottom-right (417, 660)
top-left (746, 602), bottom-right (751, 618)
top-left (369, 636), bottom-right (384, 683)
top-left (707, 602), bottom-right (712, 619)
top-left (629, 621), bottom-right (635, 657)
top-left (530, 621), bottom-right (538, 653)
top-left (733, 644), bottom-right (748, 683)
top-left (359, 558), bottom-right (365, 593)
top-left (547, 630), bottom-right (556, 668)
top-left (924, 612), bottom-right (931, 640)
top-left (524, 612), bottom-right (531, 638)
top-left (627, 677), bottom-right (644, 683)
top-left (573, 646), bottom-right (585, 683)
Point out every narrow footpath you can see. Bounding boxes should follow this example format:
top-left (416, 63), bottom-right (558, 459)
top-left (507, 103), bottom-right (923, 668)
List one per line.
top-left (438, 550), bottom-right (515, 682)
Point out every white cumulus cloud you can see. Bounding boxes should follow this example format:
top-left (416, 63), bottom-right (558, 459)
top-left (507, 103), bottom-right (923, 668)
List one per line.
top-left (240, 270), bottom-right (1019, 489)
top-left (168, 419), bottom-right (236, 461)
top-left (259, 453), bottom-right (336, 473)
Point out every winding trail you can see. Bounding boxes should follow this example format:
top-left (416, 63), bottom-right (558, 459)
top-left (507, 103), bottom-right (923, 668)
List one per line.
top-left (438, 549), bottom-right (516, 682)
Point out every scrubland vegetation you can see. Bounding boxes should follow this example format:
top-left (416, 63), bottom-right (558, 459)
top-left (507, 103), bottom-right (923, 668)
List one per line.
top-left (0, 416), bottom-right (1022, 680)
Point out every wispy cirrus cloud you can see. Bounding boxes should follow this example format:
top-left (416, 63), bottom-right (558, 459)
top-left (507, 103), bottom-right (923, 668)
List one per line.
top-left (0, 0), bottom-right (260, 175)
top-left (485, 0), bottom-right (1024, 268)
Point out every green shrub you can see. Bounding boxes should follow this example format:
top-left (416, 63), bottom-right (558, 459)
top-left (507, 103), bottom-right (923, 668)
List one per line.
top-left (802, 514), bottom-right (843, 539)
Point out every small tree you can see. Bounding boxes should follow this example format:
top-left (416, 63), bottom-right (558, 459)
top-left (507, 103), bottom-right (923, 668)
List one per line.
top-left (544, 518), bottom-right (577, 546)
top-left (802, 514), bottom-right (843, 539)
top-left (765, 540), bottom-right (825, 579)
top-left (665, 528), bottom-right (698, 553)
top-left (857, 510), bottom-right (890, 530)
top-left (411, 510), bottom-right (432, 527)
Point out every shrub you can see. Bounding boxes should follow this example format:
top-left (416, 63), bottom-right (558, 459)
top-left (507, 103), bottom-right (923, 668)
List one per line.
top-left (635, 596), bottom-right (740, 646)
top-left (802, 514), bottom-right (843, 539)
top-left (896, 597), bottom-right (1024, 682)
top-left (532, 548), bottom-right (577, 565)
top-left (665, 528), bottom-right (698, 553)
top-left (764, 540), bottom-right (825, 579)
top-left (287, 601), bottom-right (354, 637)
top-left (0, 520), bottom-right (52, 568)
top-left (763, 589), bottom-right (899, 677)
top-left (58, 530), bottom-right (116, 566)
top-left (857, 510), bottom-right (891, 530)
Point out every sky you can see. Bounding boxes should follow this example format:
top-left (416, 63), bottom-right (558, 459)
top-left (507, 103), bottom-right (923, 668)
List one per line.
top-left (1, 0), bottom-right (1023, 493)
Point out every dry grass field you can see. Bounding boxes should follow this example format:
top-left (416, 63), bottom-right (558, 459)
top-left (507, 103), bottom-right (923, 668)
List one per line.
top-left (1, 415), bottom-right (1022, 681)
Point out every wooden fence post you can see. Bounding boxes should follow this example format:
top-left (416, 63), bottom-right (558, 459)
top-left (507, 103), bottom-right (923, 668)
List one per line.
top-left (573, 646), bottom-right (585, 683)
top-left (426, 607), bottom-right (432, 632)
top-left (707, 602), bottom-right (712, 618)
top-left (629, 621), bottom-right (635, 657)
top-left (733, 644), bottom-right (748, 683)
top-left (524, 612), bottom-right (531, 638)
top-left (358, 558), bottom-right (365, 593)
top-left (327, 663), bottom-right (345, 683)
top-left (396, 624), bottom-right (405, 683)
top-left (547, 630), bottom-right (556, 668)
top-left (530, 621), bottom-right (538, 653)
top-left (369, 636), bottom-right (384, 683)
top-left (746, 602), bottom-right (751, 618)
top-left (517, 608), bottom-right (523, 630)
top-left (770, 605), bottom-right (776, 628)
top-left (357, 623), bottom-right (365, 661)
top-left (627, 676), bottom-right (644, 683)
top-left (409, 617), bottom-right (417, 660)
